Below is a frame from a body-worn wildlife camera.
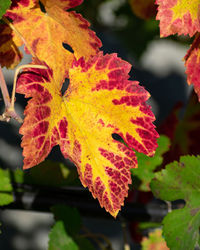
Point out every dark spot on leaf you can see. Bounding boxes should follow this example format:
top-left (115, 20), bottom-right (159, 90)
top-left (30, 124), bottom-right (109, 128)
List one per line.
top-left (62, 43), bottom-right (74, 53)
top-left (112, 133), bottom-right (123, 142)
top-left (61, 78), bottom-right (70, 96)
top-left (39, 1), bottom-right (46, 13)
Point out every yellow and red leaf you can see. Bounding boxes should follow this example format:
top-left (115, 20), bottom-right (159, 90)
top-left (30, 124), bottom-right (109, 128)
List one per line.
top-left (1, 0), bottom-right (101, 73)
top-left (17, 53), bottom-right (158, 217)
top-left (156, 0), bottom-right (200, 37)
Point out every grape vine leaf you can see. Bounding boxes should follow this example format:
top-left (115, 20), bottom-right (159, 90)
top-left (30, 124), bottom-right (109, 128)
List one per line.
top-left (151, 155), bottom-right (200, 250)
top-left (129, 0), bottom-right (157, 20)
top-left (16, 52), bottom-right (158, 217)
top-left (0, 169), bottom-right (13, 206)
top-left (141, 229), bottom-right (169, 250)
top-left (0, 0), bottom-right (11, 19)
top-left (48, 221), bottom-right (79, 250)
top-left (50, 205), bottom-right (95, 250)
top-left (1, 0), bottom-right (101, 73)
top-left (132, 135), bottom-right (170, 191)
top-left (156, 0), bottom-right (200, 37)
top-left (185, 34), bottom-right (200, 101)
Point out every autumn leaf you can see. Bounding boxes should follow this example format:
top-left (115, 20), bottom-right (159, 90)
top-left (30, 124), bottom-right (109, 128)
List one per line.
top-left (1, 0), bottom-right (101, 73)
top-left (185, 33), bottom-right (200, 100)
top-left (17, 52), bottom-right (158, 217)
top-left (151, 155), bottom-right (200, 250)
top-left (0, 23), bottom-right (23, 69)
top-left (141, 229), bottom-right (169, 250)
top-left (156, 0), bottom-right (200, 37)
top-left (129, 0), bottom-right (157, 20)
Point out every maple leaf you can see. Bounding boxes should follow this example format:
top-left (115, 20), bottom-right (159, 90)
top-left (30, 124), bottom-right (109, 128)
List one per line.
top-left (16, 53), bottom-right (158, 217)
top-left (1, 0), bottom-right (101, 73)
top-left (129, 0), bottom-right (157, 20)
top-left (156, 0), bottom-right (200, 37)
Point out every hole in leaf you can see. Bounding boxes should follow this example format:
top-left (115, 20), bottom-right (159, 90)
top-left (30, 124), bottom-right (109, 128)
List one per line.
top-left (39, 1), bottom-right (46, 13)
top-left (112, 133), bottom-right (123, 142)
top-left (61, 78), bottom-right (70, 96)
top-left (62, 43), bottom-right (74, 53)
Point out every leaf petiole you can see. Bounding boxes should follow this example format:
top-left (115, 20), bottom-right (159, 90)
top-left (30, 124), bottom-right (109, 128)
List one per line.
top-left (0, 66), bottom-right (23, 122)
top-left (0, 64), bottom-right (47, 123)
top-left (11, 64), bottom-right (48, 108)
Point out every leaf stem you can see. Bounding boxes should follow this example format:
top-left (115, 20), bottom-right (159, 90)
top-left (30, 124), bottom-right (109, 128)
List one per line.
top-left (0, 66), bottom-right (11, 109)
top-left (11, 64), bottom-right (48, 108)
top-left (0, 66), bottom-right (23, 123)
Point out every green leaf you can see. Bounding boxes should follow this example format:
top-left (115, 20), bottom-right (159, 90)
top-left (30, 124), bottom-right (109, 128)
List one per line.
top-left (132, 135), bottom-right (170, 191)
top-left (0, 0), bottom-right (11, 19)
top-left (48, 221), bottom-right (79, 250)
top-left (51, 205), bottom-right (81, 236)
top-left (150, 155), bottom-right (200, 250)
top-left (0, 169), bottom-right (13, 205)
